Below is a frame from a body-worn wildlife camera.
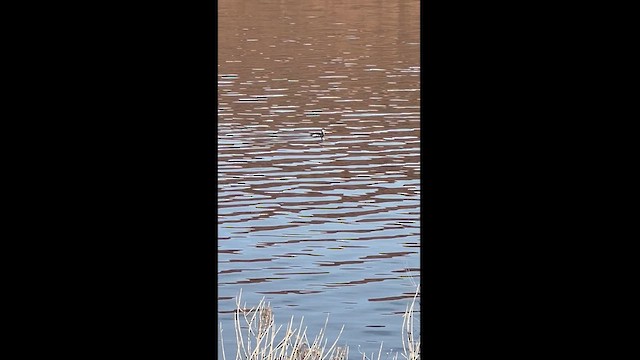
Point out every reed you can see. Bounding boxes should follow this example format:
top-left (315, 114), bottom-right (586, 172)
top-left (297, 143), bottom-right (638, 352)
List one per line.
top-left (219, 286), bottom-right (420, 360)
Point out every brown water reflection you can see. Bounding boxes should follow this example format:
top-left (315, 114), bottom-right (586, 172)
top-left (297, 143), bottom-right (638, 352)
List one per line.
top-left (218, 0), bottom-right (419, 356)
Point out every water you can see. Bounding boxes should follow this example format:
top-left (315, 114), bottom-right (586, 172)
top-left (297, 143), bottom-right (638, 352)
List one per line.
top-left (218, 0), bottom-right (420, 357)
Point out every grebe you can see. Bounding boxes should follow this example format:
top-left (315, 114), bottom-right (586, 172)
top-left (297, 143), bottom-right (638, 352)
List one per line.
top-left (310, 128), bottom-right (325, 138)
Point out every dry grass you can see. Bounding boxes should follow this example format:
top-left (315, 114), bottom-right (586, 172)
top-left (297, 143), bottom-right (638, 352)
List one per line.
top-left (219, 286), bottom-right (420, 360)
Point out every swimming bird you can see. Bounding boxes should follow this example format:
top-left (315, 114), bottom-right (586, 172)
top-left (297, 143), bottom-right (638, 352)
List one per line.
top-left (310, 128), bottom-right (325, 139)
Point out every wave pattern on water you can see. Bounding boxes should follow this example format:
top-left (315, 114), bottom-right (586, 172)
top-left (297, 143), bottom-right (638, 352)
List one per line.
top-left (218, 0), bottom-right (420, 356)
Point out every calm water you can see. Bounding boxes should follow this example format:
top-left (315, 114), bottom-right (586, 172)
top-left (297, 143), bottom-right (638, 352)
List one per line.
top-left (218, 0), bottom-right (420, 357)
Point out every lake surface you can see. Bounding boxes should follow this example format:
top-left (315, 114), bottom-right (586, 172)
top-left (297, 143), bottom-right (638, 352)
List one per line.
top-left (218, 0), bottom-right (420, 357)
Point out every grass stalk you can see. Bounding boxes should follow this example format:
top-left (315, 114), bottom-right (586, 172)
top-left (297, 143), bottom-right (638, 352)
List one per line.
top-left (220, 286), bottom-right (420, 360)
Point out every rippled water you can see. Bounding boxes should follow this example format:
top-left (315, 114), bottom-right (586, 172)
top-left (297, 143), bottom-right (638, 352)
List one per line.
top-left (218, 0), bottom-right (420, 356)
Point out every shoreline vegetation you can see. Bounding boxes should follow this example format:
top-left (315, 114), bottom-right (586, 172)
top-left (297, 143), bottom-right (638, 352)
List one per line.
top-left (219, 286), bottom-right (420, 360)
